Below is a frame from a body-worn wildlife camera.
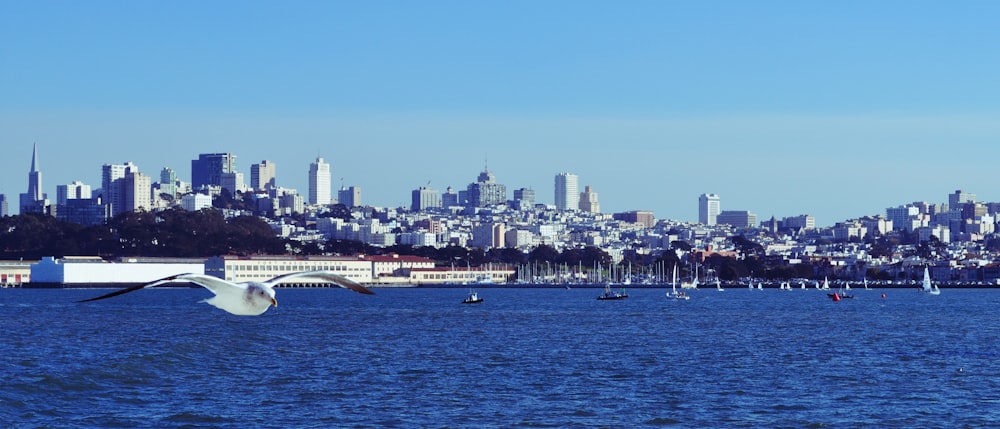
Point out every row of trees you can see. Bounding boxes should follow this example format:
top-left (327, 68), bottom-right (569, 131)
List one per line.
top-left (0, 210), bottom-right (286, 259)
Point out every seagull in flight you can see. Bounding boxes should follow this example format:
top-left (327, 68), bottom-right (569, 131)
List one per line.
top-left (78, 270), bottom-right (374, 316)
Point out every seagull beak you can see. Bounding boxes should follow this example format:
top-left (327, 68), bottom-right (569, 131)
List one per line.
top-left (271, 297), bottom-right (278, 307)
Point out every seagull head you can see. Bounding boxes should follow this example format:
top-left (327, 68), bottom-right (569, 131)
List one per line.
top-left (246, 283), bottom-right (278, 309)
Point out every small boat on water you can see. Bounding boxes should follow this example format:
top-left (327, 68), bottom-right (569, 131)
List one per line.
top-left (462, 289), bottom-right (484, 304)
top-left (597, 284), bottom-right (629, 300)
top-left (666, 265), bottom-right (690, 300)
top-left (828, 289), bottom-right (853, 300)
top-left (921, 267), bottom-right (941, 296)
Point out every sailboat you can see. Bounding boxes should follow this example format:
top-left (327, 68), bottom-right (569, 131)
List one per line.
top-left (667, 265), bottom-right (690, 300)
top-left (681, 264), bottom-right (699, 289)
top-left (922, 267), bottom-right (941, 295)
top-left (800, 281), bottom-right (806, 290)
top-left (863, 278), bottom-right (870, 290)
top-left (821, 277), bottom-right (831, 290)
top-left (716, 278), bottom-right (724, 292)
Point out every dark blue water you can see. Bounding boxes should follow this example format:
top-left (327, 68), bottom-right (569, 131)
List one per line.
top-left (3, 287), bottom-right (1000, 428)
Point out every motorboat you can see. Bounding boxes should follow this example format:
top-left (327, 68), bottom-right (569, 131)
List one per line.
top-left (462, 289), bottom-right (484, 304)
top-left (597, 284), bottom-right (628, 300)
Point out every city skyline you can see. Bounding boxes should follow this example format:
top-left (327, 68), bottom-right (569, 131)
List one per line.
top-left (5, 2), bottom-right (1000, 224)
top-left (8, 142), bottom-right (994, 232)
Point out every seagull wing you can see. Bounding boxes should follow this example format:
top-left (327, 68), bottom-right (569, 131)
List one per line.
top-left (76, 273), bottom-right (189, 303)
top-left (169, 274), bottom-right (246, 297)
top-left (264, 270), bottom-right (375, 295)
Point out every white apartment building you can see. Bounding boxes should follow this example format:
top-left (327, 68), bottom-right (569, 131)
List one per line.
top-left (308, 157), bottom-right (331, 205)
top-left (554, 173), bottom-right (579, 211)
top-left (699, 193), bottom-right (721, 225)
top-left (181, 193), bottom-right (213, 211)
top-left (251, 160), bottom-right (276, 191)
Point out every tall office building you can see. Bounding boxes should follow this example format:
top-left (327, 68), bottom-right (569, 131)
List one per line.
top-left (191, 153), bottom-right (236, 189)
top-left (949, 190), bottom-right (976, 211)
top-left (554, 173), bottom-right (579, 211)
top-left (56, 182), bottom-right (105, 226)
top-left (251, 160), bottom-right (276, 191)
top-left (699, 193), bottom-right (721, 225)
top-left (717, 210), bottom-right (757, 228)
top-left (158, 168), bottom-right (178, 198)
top-left (57, 181), bottom-right (92, 206)
top-left (102, 162), bottom-right (134, 216)
top-left (102, 162), bottom-right (148, 217)
top-left (19, 143), bottom-right (49, 214)
top-left (466, 168), bottom-right (506, 208)
top-left (0, 194), bottom-right (8, 217)
top-left (221, 172), bottom-right (246, 195)
top-left (123, 170), bottom-right (152, 213)
top-left (513, 188), bottom-right (536, 210)
top-left (411, 187), bottom-right (442, 212)
top-left (338, 186), bottom-right (361, 207)
top-left (579, 185), bottom-right (600, 213)
top-left (442, 186), bottom-right (459, 207)
top-left (309, 157), bottom-right (331, 205)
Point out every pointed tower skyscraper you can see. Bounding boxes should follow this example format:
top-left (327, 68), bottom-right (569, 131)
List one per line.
top-left (20, 143), bottom-right (49, 214)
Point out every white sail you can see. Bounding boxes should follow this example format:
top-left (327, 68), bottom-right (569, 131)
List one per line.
top-left (923, 267), bottom-right (940, 295)
top-left (672, 264), bottom-right (678, 294)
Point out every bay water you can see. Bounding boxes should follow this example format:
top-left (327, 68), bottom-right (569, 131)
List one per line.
top-left (3, 287), bottom-right (999, 428)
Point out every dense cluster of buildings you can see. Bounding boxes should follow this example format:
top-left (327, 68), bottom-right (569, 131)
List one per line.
top-left (6, 144), bottom-right (1000, 286)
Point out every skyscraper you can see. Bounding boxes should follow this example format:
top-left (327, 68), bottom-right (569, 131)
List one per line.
top-left (411, 187), bottom-right (442, 212)
top-left (554, 173), bottom-right (578, 211)
top-left (513, 188), bottom-right (535, 210)
top-left (579, 185), bottom-right (600, 213)
top-left (251, 160), bottom-right (276, 191)
top-left (465, 167), bottom-right (507, 208)
top-left (309, 157), bottom-right (331, 205)
top-left (56, 181), bottom-right (104, 226)
top-left (19, 143), bottom-right (49, 214)
top-left (123, 169), bottom-right (152, 213)
top-left (191, 153), bottom-right (236, 190)
top-left (442, 186), bottom-right (459, 207)
top-left (699, 193), bottom-right (721, 225)
top-left (949, 190), bottom-right (975, 211)
top-left (103, 162), bottom-right (132, 216)
top-left (57, 181), bottom-right (92, 206)
top-left (158, 168), bottom-right (178, 199)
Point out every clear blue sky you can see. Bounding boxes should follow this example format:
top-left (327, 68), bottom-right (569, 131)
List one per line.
top-left (3, 1), bottom-right (1000, 226)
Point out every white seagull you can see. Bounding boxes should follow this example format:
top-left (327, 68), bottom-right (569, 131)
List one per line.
top-left (78, 270), bottom-right (374, 316)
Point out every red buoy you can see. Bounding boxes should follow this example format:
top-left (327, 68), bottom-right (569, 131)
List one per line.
top-left (832, 292), bottom-right (840, 302)
top-left (881, 293), bottom-right (886, 299)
